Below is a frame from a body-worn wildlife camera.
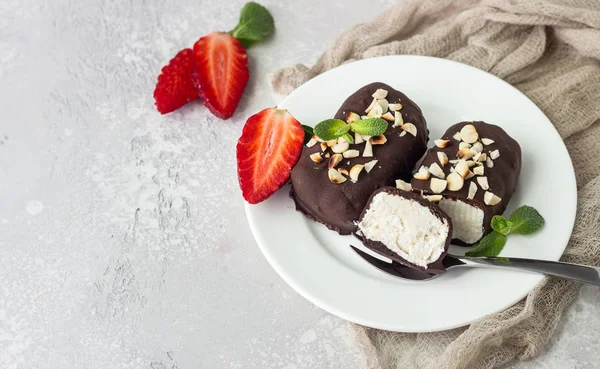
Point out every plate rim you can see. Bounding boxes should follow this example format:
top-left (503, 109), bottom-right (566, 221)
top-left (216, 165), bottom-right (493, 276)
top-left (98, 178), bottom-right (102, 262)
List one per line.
top-left (246, 55), bottom-right (577, 332)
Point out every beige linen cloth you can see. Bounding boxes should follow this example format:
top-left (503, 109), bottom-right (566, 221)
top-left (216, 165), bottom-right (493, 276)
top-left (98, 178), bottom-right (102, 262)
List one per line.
top-left (272, 0), bottom-right (600, 368)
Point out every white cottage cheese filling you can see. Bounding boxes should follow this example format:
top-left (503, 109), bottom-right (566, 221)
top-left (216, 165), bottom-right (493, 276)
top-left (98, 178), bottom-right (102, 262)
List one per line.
top-left (358, 192), bottom-right (449, 268)
top-left (438, 198), bottom-right (484, 244)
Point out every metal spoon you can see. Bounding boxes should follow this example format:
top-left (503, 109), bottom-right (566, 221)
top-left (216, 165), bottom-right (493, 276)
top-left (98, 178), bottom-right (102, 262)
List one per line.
top-left (350, 245), bottom-right (600, 285)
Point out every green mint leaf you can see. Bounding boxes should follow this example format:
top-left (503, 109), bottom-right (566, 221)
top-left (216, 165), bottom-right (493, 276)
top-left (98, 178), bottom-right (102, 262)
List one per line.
top-left (508, 205), bottom-right (545, 235)
top-left (302, 125), bottom-right (314, 145)
top-left (342, 133), bottom-right (354, 144)
top-left (491, 215), bottom-right (513, 236)
top-left (229, 2), bottom-right (275, 48)
top-left (313, 119), bottom-right (348, 141)
top-left (465, 231), bottom-right (507, 257)
top-left (333, 124), bottom-right (351, 137)
top-left (350, 118), bottom-right (388, 136)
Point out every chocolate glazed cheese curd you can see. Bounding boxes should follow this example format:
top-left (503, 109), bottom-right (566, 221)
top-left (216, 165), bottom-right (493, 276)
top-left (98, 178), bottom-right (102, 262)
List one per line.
top-left (290, 82), bottom-right (428, 234)
top-left (357, 187), bottom-right (451, 271)
top-left (411, 121), bottom-right (522, 245)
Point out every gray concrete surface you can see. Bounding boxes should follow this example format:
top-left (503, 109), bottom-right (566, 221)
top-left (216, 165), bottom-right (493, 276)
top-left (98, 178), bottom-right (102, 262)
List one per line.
top-left (0, 0), bottom-right (598, 368)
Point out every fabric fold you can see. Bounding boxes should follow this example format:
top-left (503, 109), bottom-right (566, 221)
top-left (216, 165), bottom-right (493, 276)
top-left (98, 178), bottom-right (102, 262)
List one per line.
top-left (272, 0), bottom-right (600, 368)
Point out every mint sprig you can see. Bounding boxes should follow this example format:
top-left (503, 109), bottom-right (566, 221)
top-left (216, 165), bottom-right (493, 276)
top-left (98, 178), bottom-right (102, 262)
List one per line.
top-left (508, 205), bottom-right (545, 234)
top-left (466, 205), bottom-right (545, 257)
top-left (334, 123), bottom-right (351, 137)
top-left (229, 2), bottom-right (275, 49)
top-left (314, 119), bottom-right (348, 141)
top-left (350, 118), bottom-right (388, 136)
top-left (342, 132), bottom-right (354, 144)
top-left (313, 117), bottom-right (388, 141)
top-left (491, 216), bottom-right (512, 236)
top-left (465, 231), bottom-right (507, 257)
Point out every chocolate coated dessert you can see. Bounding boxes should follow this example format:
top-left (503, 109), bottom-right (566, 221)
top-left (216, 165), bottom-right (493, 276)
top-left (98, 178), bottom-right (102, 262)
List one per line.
top-left (357, 187), bottom-right (451, 271)
top-left (411, 121), bottom-right (521, 245)
top-left (290, 82), bottom-right (428, 234)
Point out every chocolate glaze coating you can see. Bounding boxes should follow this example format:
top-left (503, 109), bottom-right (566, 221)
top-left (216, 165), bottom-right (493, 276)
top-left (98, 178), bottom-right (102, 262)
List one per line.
top-left (411, 121), bottom-right (522, 245)
top-left (357, 187), bottom-right (451, 271)
top-left (290, 82), bottom-right (428, 234)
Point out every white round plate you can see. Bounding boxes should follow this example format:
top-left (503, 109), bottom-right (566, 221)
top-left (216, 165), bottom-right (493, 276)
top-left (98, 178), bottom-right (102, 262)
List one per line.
top-left (245, 56), bottom-right (576, 332)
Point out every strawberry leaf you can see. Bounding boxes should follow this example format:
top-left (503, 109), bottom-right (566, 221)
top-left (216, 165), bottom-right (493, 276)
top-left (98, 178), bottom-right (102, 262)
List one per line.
top-left (229, 2), bottom-right (275, 49)
top-left (302, 125), bottom-right (314, 145)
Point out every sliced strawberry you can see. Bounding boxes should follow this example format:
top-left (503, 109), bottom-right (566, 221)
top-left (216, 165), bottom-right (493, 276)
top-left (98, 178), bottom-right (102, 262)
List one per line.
top-left (237, 108), bottom-right (305, 204)
top-left (154, 48), bottom-right (199, 114)
top-left (192, 32), bottom-right (249, 119)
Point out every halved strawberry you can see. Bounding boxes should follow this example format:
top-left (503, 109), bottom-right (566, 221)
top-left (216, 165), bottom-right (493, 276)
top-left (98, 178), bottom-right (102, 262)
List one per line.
top-left (237, 108), bottom-right (305, 204)
top-left (192, 32), bottom-right (249, 120)
top-left (154, 48), bottom-right (199, 114)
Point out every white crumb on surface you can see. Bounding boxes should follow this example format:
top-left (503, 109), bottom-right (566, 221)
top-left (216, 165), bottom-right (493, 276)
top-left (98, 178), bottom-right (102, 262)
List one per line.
top-left (300, 329), bottom-right (317, 343)
top-left (25, 200), bottom-right (44, 215)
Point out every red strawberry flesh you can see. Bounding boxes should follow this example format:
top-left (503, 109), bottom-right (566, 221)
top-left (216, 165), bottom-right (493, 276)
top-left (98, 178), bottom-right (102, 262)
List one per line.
top-left (154, 48), bottom-right (199, 114)
top-left (237, 108), bottom-right (305, 204)
top-left (193, 32), bottom-right (249, 120)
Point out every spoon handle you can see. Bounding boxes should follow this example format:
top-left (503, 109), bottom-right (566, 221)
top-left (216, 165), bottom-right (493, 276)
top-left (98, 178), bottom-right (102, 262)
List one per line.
top-left (455, 255), bottom-right (600, 285)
